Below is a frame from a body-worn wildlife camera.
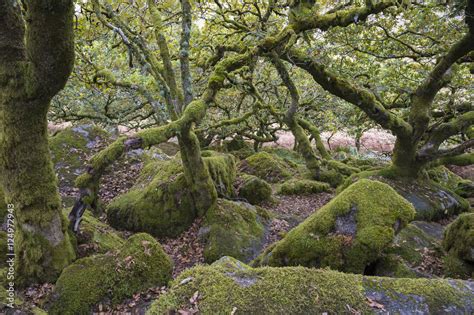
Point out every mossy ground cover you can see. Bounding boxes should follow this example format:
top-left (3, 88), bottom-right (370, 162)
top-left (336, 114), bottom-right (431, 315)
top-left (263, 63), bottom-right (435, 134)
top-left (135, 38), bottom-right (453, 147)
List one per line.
top-left (48, 233), bottom-right (172, 315)
top-left (256, 179), bottom-right (415, 274)
top-left (279, 178), bottom-right (330, 195)
top-left (147, 257), bottom-right (474, 314)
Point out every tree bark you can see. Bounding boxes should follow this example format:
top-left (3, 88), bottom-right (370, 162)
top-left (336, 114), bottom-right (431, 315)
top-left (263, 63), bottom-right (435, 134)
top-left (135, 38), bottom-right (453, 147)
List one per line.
top-left (0, 0), bottom-right (76, 285)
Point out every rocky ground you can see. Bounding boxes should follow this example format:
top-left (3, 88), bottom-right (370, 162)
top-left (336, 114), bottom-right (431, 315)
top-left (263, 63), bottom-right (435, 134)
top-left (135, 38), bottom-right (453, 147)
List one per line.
top-left (5, 126), bottom-right (473, 315)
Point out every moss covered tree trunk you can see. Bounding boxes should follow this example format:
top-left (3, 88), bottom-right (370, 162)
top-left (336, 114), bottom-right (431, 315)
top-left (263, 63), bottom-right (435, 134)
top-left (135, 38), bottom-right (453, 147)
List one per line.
top-left (0, 0), bottom-right (76, 285)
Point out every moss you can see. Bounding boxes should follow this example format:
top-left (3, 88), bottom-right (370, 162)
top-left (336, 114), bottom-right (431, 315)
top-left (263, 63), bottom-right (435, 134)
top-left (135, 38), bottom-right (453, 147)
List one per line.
top-left (427, 166), bottom-right (474, 198)
top-left (374, 221), bottom-right (445, 278)
top-left (241, 151), bottom-right (293, 183)
top-left (68, 210), bottom-right (125, 256)
top-left (237, 175), bottom-right (272, 205)
top-left (257, 179), bottom-right (415, 274)
top-left (107, 153), bottom-right (234, 237)
top-left (279, 179), bottom-right (330, 195)
top-left (201, 199), bottom-right (267, 263)
top-left (373, 254), bottom-right (418, 278)
top-left (148, 258), bottom-right (474, 314)
top-left (202, 152), bottom-right (236, 198)
top-left (443, 213), bottom-right (474, 263)
top-left (48, 233), bottom-right (172, 315)
top-left (443, 255), bottom-right (474, 280)
top-left (339, 168), bottom-right (469, 221)
top-left (262, 147), bottom-right (305, 166)
top-left (50, 125), bottom-right (110, 188)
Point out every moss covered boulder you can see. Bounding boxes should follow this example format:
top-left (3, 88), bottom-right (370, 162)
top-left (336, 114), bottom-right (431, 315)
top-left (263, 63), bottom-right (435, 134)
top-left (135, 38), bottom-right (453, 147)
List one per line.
top-left (107, 153), bottom-right (235, 237)
top-left (374, 221), bottom-right (445, 278)
top-left (50, 125), bottom-right (110, 190)
top-left (48, 233), bottom-right (172, 315)
top-left (341, 169), bottom-right (469, 221)
top-left (442, 213), bottom-right (474, 279)
top-left (70, 210), bottom-right (125, 257)
top-left (240, 151), bottom-right (292, 183)
top-left (237, 175), bottom-right (272, 205)
top-left (443, 213), bottom-right (474, 262)
top-left (222, 139), bottom-right (255, 160)
top-left (428, 166), bottom-right (474, 198)
top-left (279, 179), bottom-right (330, 195)
top-left (200, 199), bottom-right (268, 263)
top-left (147, 257), bottom-right (474, 314)
top-left (255, 179), bottom-right (415, 274)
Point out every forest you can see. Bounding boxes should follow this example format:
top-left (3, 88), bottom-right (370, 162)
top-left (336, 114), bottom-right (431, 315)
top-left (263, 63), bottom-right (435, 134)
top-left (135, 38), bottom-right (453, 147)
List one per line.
top-left (0, 0), bottom-right (473, 314)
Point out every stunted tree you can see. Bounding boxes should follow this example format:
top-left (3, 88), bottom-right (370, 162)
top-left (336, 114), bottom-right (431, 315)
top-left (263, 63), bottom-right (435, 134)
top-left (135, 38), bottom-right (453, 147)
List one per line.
top-left (0, 0), bottom-right (76, 285)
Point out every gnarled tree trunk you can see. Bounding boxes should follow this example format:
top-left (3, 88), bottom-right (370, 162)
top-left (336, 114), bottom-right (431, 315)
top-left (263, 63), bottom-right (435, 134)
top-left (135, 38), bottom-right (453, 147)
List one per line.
top-left (0, 0), bottom-right (76, 285)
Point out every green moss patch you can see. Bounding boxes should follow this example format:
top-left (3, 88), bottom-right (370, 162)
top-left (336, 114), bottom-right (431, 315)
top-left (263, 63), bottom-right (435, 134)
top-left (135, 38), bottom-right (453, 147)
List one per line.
top-left (256, 179), bottom-right (415, 274)
top-left (147, 257), bottom-right (474, 314)
top-left (279, 179), bottom-right (330, 195)
top-left (201, 199), bottom-right (268, 263)
top-left (340, 169), bottom-right (469, 221)
top-left (107, 153), bottom-right (235, 237)
top-left (237, 175), bottom-right (272, 205)
top-left (374, 221), bottom-right (445, 278)
top-left (48, 233), bottom-right (172, 315)
top-left (443, 213), bottom-right (474, 263)
top-left (240, 151), bottom-right (293, 183)
top-left (49, 125), bottom-right (110, 189)
top-left (70, 210), bottom-right (125, 257)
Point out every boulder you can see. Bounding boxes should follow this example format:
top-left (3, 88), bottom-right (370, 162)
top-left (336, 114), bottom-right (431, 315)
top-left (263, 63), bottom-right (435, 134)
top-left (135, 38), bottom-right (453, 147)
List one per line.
top-left (374, 221), bottom-right (445, 278)
top-left (341, 169), bottom-right (469, 221)
top-left (200, 199), bottom-right (269, 263)
top-left (279, 179), bottom-right (330, 195)
top-left (237, 175), bottom-right (272, 205)
top-left (50, 125), bottom-right (110, 192)
top-left (442, 213), bottom-right (474, 279)
top-left (48, 233), bottom-right (172, 315)
top-left (255, 179), bottom-right (415, 274)
top-left (107, 153), bottom-right (235, 237)
top-left (147, 257), bottom-right (474, 314)
top-left (72, 210), bottom-right (125, 257)
top-left (240, 152), bottom-right (292, 183)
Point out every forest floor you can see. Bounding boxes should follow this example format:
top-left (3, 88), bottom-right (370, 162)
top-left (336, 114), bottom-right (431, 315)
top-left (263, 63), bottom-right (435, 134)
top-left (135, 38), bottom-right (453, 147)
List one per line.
top-left (9, 129), bottom-right (473, 315)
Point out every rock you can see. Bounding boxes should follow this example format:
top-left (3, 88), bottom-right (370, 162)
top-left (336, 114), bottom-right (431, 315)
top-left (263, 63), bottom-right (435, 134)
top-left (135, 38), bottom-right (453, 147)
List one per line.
top-left (442, 213), bottom-right (474, 279)
top-left (428, 166), bottom-right (474, 198)
top-left (48, 233), bottom-right (172, 315)
top-left (279, 179), bottom-right (330, 195)
top-left (147, 257), bottom-right (474, 314)
top-left (240, 151), bottom-right (293, 183)
top-left (237, 175), bottom-right (272, 205)
top-left (70, 210), bottom-right (125, 257)
top-left (374, 221), bottom-right (445, 278)
top-left (443, 213), bottom-right (474, 262)
top-left (200, 199), bottom-right (269, 263)
top-left (107, 153), bottom-right (236, 237)
top-left (50, 125), bottom-right (110, 191)
top-left (255, 179), bottom-right (415, 274)
top-left (341, 169), bottom-right (469, 221)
